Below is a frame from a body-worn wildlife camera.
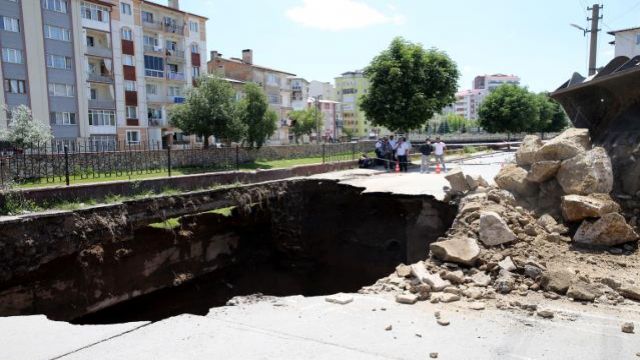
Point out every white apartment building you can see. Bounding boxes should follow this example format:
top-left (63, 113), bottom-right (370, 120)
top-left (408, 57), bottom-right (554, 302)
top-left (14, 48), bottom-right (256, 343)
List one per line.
top-left (309, 80), bottom-right (335, 101)
top-left (608, 26), bottom-right (640, 58)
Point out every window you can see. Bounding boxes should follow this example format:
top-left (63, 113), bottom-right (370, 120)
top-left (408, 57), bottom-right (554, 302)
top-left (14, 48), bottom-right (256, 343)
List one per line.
top-left (190, 43), bottom-right (199, 54)
top-left (90, 88), bottom-right (97, 100)
top-left (141, 11), bottom-right (153, 23)
top-left (0, 16), bottom-right (19, 32)
top-left (189, 21), bottom-right (199, 32)
top-left (144, 55), bottom-right (163, 77)
top-left (143, 35), bottom-right (159, 48)
top-left (126, 130), bottom-right (140, 144)
top-left (126, 106), bottom-right (137, 119)
top-left (45, 25), bottom-right (71, 41)
top-left (88, 110), bottom-right (115, 126)
top-left (192, 67), bottom-right (200, 78)
top-left (4, 79), bottom-right (26, 94)
top-left (146, 84), bottom-right (157, 95)
top-left (167, 63), bottom-right (178, 73)
top-left (43, 0), bottom-right (67, 13)
top-left (48, 83), bottom-right (74, 97)
top-left (46, 54), bottom-right (72, 69)
top-left (121, 27), bottom-right (132, 41)
top-left (148, 107), bottom-right (161, 119)
top-left (266, 74), bottom-right (280, 86)
top-left (168, 86), bottom-right (182, 96)
top-left (81, 2), bottom-right (109, 22)
top-left (50, 112), bottom-right (76, 125)
top-left (2, 48), bottom-right (22, 64)
top-left (121, 2), bottom-right (131, 15)
top-left (123, 54), bottom-right (134, 66)
top-left (124, 80), bottom-right (136, 91)
top-left (268, 93), bottom-right (280, 104)
top-left (86, 36), bottom-right (95, 47)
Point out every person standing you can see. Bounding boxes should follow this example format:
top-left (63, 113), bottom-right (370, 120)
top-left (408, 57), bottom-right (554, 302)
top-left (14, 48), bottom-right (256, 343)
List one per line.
top-left (382, 138), bottom-right (393, 171)
top-left (396, 137), bottom-right (410, 172)
top-left (374, 138), bottom-right (384, 166)
top-left (388, 135), bottom-right (397, 160)
top-left (433, 137), bottom-right (447, 172)
top-left (419, 139), bottom-right (433, 174)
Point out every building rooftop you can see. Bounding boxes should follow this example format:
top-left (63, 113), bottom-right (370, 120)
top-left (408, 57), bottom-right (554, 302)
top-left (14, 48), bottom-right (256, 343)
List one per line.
top-left (216, 57), bottom-right (296, 76)
top-left (142, 0), bottom-right (209, 20)
top-left (340, 70), bottom-right (364, 76)
top-left (607, 26), bottom-right (640, 35)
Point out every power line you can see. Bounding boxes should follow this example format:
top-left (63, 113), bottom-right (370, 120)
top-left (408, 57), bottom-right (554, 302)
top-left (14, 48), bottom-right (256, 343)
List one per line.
top-left (608, 1), bottom-right (640, 24)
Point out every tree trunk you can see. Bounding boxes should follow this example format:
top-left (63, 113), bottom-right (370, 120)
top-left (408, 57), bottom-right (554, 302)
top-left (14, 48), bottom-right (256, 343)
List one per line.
top-left (204, 135), bottom-right (210, 149)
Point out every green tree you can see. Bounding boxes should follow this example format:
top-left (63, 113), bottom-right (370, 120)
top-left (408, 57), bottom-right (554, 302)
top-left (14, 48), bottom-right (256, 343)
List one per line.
top-left (537, 93), bottom-right (569, 133)
top-left (237, 83), bottom-right (278, 148)
top-left (0, 105), bottom-right (52, 147)
top-left (478, 84), bottom-right (541, 134)
top-left (169, 76), bottom-right (245, 147)
top-left (360, 37), bottom-right (459, 132)
top-left (289, 107), bottom-right (322, 144)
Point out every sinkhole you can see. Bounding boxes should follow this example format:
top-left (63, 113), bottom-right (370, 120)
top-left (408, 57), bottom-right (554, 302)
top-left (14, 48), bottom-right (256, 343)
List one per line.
top-left (1, 180), bottom-right (457, 324)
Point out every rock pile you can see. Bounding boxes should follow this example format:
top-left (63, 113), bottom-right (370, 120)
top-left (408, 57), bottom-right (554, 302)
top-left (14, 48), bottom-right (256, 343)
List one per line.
top-left (361, 128), bottom-right (640, 309)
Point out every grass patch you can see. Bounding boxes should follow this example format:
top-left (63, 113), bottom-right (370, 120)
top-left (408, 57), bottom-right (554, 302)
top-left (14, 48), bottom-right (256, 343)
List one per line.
top-left (463, 145), bottom-right (478, 154)
top-left (206, 206), bottom-right (235, 217)
top-left (148, 217), bottom-right (181, 230)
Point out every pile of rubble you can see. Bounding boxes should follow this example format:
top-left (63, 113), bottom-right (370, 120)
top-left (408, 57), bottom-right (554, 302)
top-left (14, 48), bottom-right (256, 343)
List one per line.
top-left (361, 128), bottom-right (640, 312)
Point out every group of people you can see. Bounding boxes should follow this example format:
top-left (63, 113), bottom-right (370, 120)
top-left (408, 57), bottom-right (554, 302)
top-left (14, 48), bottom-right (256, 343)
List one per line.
top-left (367, 135), bottom-right (447, 173)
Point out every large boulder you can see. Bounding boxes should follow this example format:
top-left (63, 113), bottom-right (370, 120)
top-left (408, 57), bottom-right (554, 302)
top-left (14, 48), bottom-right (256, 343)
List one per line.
top-left (479, 211), bottom-right (517, 246)
top-left (444, 169), bottom-right (470, 193)
top-left (561, 194), bottom-right (621, 222)
top-left (535, 128), bottom-right (591, 162)
top-left (556, 147), bottom-right (613, 195)
top-left (540, 269), bottom-right (574, 295)
top-left (526, 161), bottom-right (561, 183)
top-left (516, 135), bottom-right (543, 166)
top-left (429, 237), bottom-right (481, 266)
top-left (537, 179), bottom-right (564, 216)
top-left (494, 164), bottom-right (538, 197)
top-left (573, 213), bottom-right (639, 246)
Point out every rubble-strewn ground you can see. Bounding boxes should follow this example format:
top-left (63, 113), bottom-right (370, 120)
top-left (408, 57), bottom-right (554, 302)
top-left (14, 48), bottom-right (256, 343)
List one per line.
top-left (362, 128), bottom-right (640, 317)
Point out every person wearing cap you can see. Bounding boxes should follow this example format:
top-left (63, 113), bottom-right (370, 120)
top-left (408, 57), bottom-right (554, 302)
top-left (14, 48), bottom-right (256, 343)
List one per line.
top-left (433, 137), bottom-right (447, 172)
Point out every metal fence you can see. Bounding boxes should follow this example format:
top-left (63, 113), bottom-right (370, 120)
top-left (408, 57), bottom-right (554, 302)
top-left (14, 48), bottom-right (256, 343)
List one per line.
top-left (0, 140), bottom-right (372, 187)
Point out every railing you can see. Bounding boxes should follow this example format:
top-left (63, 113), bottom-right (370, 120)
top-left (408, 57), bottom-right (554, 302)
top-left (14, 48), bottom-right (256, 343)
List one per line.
top-left (166, 49), bottom-right (185, 60)
top-left (143, 45), bottom-right (164, 54)
top-left (145, 69), bottom-right (164, 78)
top-left (87, 73), bottom-right (114, 83)
top-left (86, 45), bottom-right (112, 58)
top-left (166, 72), bottom-right (185, 81)
top-left (142, 20), bottom-right (162, 30)
top-left (88, 99), bottom-right (116, 109)
top-left (148, 118), bottom-right (165, 127)
top-left (163, 23), bottom-right (184, 35)
top-left (0, 140), bottom-right (375, 187)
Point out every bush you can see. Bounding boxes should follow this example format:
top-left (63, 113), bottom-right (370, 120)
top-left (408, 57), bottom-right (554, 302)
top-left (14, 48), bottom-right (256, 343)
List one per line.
top-left (463, 145), bottom-right (478, 154)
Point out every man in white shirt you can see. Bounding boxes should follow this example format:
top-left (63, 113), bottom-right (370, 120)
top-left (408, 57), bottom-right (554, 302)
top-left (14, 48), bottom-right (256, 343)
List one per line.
top-left (395, 137), bottom-right (410, 172)
top-left (433, 137), bottom-right (447, 172)
top-left (389, 135), bottom-right (398, 159)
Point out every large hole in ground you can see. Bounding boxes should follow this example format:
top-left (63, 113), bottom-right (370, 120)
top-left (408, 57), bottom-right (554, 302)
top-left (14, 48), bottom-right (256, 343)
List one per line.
top-left (1, 180), bottom-right (456, 324)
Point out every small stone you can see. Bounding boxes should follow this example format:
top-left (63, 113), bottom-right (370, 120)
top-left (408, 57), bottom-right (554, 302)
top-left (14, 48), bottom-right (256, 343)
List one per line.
top-left (619, 286), bottom-right (640, 301)
top-left (567, 281), bottom-right (600, 302)
top-left (462, 287), bottom-right (483, 300)
top-left (396, 294), bottom-right (418, 305)
top-left (469, 301), bottom-right (486, 310)
top-left (471, 272), bottom-right (492, 287)
top-left (395, 264), bottom-right (412, 277)
top-left (430, 237), bottom-right (481, 266)
top-left (621, 322), bottom-right (634, 334)
top-left (325, 293), bottom-right (353, 305)
top-left (385, 325), bottom-right (392, 331)
top-left (524, 264), bottom-right (543, 280)
top-left (437, 319), bottom-right (450, 326)
top-left (440, 293), bottom-right (461, 303)
top-left (479, 211), bottom-right (517, 246)
top-left (537, 310), bottom-right (555, 319)
top-left (434, 311), bottom-right (441, 319)
top-left (429, 352), bottom-right (439, 359)
top-left (541, 269), bottom-right (574, 295)
top-left (442, 270), bottom-right (465, 284)
top-left (498, 256), bottom-right (517, 272)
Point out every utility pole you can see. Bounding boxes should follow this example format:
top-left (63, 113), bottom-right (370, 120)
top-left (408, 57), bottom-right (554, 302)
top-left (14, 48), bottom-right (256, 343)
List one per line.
top-left (587, 4), bottom-right (603, 76)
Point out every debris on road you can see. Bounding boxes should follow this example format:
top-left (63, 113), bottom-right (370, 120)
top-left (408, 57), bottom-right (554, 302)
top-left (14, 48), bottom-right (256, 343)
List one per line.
top-left (622, 322), bottom-right (634, 334)
top-left (325, 293), bottom-right (354, 305)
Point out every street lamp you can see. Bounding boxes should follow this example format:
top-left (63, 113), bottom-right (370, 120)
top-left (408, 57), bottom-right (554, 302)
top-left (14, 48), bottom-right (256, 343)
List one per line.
top-left (570, 23), bottom-right (587, 36)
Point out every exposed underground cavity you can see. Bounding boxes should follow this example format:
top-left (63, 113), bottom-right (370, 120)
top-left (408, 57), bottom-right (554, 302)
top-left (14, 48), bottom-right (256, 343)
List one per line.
top-left (0, 180), bottom-right (456, 324)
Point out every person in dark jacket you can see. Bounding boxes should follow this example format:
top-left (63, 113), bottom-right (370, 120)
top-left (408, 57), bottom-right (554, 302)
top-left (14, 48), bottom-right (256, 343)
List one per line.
top-left (419, 139), bottom-right (433, 173)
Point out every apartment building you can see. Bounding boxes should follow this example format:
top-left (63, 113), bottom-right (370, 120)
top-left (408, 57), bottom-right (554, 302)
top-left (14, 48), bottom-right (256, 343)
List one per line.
top-left (473, 74), bottom-right (520, 91)
top-left (448, 74), bottom-right (521, 120)
top-left (309, 80), bottom-right (335, 101)
top-left (207, 49), bottom-right (296, 144)
top-left (334, 70), bottom-right (370, 138)
top-left (0, 0), bottom-right (207, 147)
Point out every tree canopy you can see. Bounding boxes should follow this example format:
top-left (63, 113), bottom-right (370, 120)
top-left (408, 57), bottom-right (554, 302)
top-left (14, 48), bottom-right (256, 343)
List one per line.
top-left (169, 76), bottom-right (245, 147)
top-left (360, 37), bottom-right (459, 132)
top-left (1, 105), bottom-right (52, 146)
top-left (289, 107), bottom-right (321, 144)
top-left (478, 85), bottom-right (569, 134)
top-left (237, 83), bottom-right (278, 148)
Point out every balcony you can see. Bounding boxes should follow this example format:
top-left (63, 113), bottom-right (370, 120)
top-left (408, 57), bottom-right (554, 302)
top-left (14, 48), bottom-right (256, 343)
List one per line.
top-left (163, 23), bottom-right (184, 35)
top-left (144, 45), bottom-right (164, 55)
top-left (88, 99), bottom-right (116, 109)
top-left (148, 118), bottom-right (166, 127)
top-left (166, 49), bottom-right (185, 62)
top-left (166, 72), bottom-right (185, 81)
top-left (87, 73), bottom-right (114, 83)
top-left (142, 20), bottom-right (162, 31)
top-left (86, 45), bottom-right (112, 58)
top-left (170, 96), bottom-right (185, 104)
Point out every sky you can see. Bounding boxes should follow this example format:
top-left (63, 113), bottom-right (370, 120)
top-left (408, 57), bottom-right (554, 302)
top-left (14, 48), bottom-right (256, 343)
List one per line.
top-left (171, 0), bottom-right (640, 93)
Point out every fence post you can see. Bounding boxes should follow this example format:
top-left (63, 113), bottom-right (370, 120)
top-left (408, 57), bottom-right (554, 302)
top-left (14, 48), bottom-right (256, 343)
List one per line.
top-left (351, 142), bottom-right (355, 161)
top-left (322, 143), bottom-right (326, 164)
top-left (64, 145), bottom-right (70, 186)
top-left (0, 157), bottom-right (4, 187)
top-left (167, 145), bottom-right (172, 177)
top-left (235, 144), bottom-right (240, 171)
